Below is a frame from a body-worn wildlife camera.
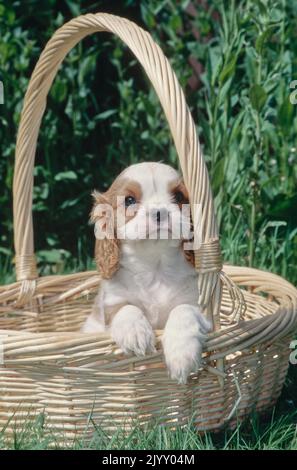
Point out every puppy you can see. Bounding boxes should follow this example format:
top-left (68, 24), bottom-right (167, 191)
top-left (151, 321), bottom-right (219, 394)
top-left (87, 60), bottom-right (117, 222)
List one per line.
top-left (82, 162), bottom-right (211, 383)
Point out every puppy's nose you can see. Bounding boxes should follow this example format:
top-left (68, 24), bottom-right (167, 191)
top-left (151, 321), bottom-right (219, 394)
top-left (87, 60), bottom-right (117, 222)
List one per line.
top-left (151, 207), bottom-right (168, 224)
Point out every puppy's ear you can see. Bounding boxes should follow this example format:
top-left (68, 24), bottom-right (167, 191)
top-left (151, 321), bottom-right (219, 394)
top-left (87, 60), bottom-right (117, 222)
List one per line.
top-left (173, 180), bottom-right (195, 268)
top-left (91, 190), bottom-right (120, 279)
top-left (94, 237), bottom-right (120, 279)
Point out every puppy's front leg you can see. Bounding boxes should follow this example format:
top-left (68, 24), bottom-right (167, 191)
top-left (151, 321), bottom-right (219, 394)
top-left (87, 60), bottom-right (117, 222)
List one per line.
top-left (81, 291), bottom-right (105, 333)
top-left (111, 305), bottom-right (156, 357)
top-left (162, 304), bottom-right (211, 384)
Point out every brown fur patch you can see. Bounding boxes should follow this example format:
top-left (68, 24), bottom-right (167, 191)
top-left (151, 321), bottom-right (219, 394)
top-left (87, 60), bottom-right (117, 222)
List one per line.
top-left (168, 179), bottom-right (195, 268)
top-left (94, 237), bottom-right (120, 279)
top-left (91, 176), bottom-right (142, 278)
top-left (183, 242), bottom-right (195, 268)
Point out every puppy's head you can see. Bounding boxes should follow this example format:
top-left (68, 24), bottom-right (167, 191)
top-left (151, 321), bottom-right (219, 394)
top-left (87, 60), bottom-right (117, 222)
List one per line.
top-left (91, 162), bottom-right (194, 278)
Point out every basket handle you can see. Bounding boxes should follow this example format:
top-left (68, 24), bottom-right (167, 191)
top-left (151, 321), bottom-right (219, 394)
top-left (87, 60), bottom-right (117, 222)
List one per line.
top-left (13, 13), bottom-right (222, 323)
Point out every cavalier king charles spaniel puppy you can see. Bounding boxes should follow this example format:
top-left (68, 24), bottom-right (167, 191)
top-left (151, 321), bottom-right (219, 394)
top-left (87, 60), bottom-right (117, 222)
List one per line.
top-left (82, 162), bottom-right (211, 383)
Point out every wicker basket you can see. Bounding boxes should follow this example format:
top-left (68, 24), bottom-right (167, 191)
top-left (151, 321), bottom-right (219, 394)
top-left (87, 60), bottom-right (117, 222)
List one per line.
top-left (1, 13), bottom-right (297, 443)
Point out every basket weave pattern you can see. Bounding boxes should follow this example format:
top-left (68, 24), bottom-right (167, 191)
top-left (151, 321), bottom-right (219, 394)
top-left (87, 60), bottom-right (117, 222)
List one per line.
top-left (0, 13), bottom-right (297, 440)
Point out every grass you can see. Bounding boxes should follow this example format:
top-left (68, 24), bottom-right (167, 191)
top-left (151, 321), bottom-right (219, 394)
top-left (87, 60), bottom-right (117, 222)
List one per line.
top-left (0, 407), bottom-right (297, 450)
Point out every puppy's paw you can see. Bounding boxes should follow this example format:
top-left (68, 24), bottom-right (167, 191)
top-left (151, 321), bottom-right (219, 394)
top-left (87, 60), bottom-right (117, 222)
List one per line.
top-left (163, 335), bottom-right (204, 384)
top-left (111, 305), bottom-right (156, 357)
top-left (162, 304), bottom-right (211, 384)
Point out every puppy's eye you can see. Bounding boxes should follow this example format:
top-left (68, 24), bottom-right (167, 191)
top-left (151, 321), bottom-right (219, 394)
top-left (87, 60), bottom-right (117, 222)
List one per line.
top-left (125, 195), bottom-right (136, 207)
top-left (173, 191), bottom-right (185, 204)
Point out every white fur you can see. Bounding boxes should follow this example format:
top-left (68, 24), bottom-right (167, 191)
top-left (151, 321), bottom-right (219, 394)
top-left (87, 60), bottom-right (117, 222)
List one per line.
top-left (81, 162), bottom-right (211, 384)
top-left (162, 304), bottom-right (211, 384)
top-left (111, 305), bottom-right (156, 356)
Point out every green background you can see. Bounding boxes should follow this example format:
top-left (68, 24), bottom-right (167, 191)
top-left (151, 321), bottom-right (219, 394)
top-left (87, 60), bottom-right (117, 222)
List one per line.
top-left (1, 0), bottom-right (296, 282)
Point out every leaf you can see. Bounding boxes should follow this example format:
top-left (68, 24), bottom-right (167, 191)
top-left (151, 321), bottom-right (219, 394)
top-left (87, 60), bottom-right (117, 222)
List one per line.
top-left (255, 27), bottom-right (273, 53)
top-left (262, 120), bottom-right (279, 148)
top-left (226, 150), bottom-right (239, 186)
top-left (54, 171), bottom-right (77, 181)
top-left (37, 249), bottom-right (70, 264)
top-left (219, 56), bottom-right (237, 84)
top-left (60, 198), bottom-right (80, 209)
top-left (169, 15), bottom-right (182, 32)
top-left (218, 76), bottom-right (233, 106)
top-left (0, 247), bottom-right (11, 256)
top-left (140, 5), bottom-right (156, 29)
top-left (245, 47), bottom-right (257, 84)
top-left (212, 158), bottom-right (225, 193)
top-left (50, 80), bottom-right (67, 103)
top-left (229, 110), bottom-right (245, 142)
top-left (78, 55), bottom-right (97, 86)
top-left (253, 0), bottom-right (268, 17)
top-left (141, 130), bottom-right (149, 139)
top-left (270, 7), bottom-right (284, 23)
top-left (249, 84), bottom-right (267, 112)
top-left (278, 98), bottom-right (294, 130)
top-left (65, 0), bottom-right (81, 17)
top-left (34, 183), bottom-right (49, 200)
top-left (208, 47), bottom-right (222, 86)
top-left (95, 109), bottom-right (118, 121)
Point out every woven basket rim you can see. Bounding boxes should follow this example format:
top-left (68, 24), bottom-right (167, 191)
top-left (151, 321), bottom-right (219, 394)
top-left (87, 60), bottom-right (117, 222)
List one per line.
top-left (1, 265), bottom-right (297, 361)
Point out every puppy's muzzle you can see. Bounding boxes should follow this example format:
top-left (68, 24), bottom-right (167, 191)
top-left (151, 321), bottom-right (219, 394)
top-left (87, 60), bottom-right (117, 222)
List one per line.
top-left (150, 207), bottom-right (169, 225)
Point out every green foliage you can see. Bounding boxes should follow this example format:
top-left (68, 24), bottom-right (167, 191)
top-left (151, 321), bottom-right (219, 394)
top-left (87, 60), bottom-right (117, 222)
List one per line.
top-left (0, 0), bottom-right (296, 284)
